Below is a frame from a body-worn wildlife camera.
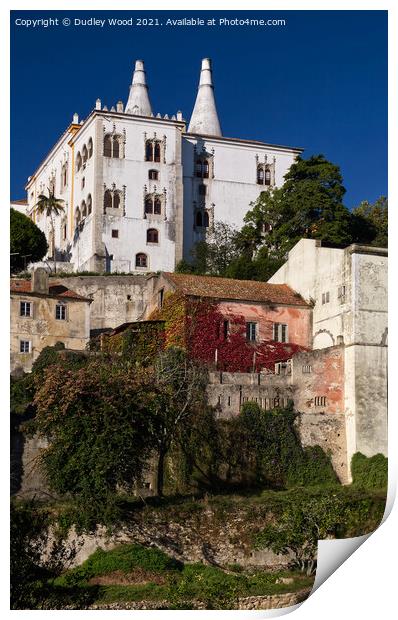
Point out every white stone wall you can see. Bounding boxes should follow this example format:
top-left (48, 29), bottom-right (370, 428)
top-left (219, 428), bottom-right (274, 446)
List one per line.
top-left (269, 239), bottom-right (388, 470)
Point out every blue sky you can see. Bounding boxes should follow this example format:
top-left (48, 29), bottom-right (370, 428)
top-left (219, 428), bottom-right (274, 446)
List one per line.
top-left (10, 10), bottom-right (387, 208)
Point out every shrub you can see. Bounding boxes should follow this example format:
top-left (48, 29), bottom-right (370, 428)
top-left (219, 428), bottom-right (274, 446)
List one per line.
top-left (351, 452), bottom-right (388, 490)
top-left (55, 544), bottom-right (182, 587)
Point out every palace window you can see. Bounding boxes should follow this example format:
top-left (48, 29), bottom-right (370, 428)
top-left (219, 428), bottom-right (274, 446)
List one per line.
top-left (147, 228), bottom-right (159, 243)
top-left (19, 340), bottom-right (31, 353)
top-left (246, 322), bottom-right (257, 342)
top-left (103, 134), bottom-right (124, 158)
top-left (148, 169), bottom-right (159, 180)
top-left (104, 188), bottom-right (123, 210)
top-left (20, 301), bottom-right (32, 317)
top-left (87, 194), bottom-right (92, 215)
top-left (75, 207), bottom-right (81, 226)
top-left (322, 291), bottom-right (330, 304)
top-left (81, 200), bottom-right (87, 218)
top-left (195, 158), bottom-right (209, 178)
top-left (257, 164), bottom-right (273, 186)
top-left (112, 229), bottom-right (119, 238)
top-left (135, 253), bottom-right (148, 268)
top-left (61, 162), bottom-right (68, 190)
top-left (302, 364), bottom-right (312, 374)
top-left (195, 209), bottom-right (209, 228)
top-left (144, 194), bottom-right (163, 216)
top-left (314, 396), bottom-right (327, 407)
top-left (273, 323), bottom-right (288, 343)
top-left (76, 152), bottom-right (82, 172)
top-left (82, 145), bottom-right (88, 164)
top-left (145, 140), bottom-right (162, 163)
top-left (81, 177), bottom-right (85, 190)
top-left (198, 184), bottom-right (207, 196)
top-left (87, 138), bottom-right (93, 158)
top-left (55, 303), bottom-right (67, 321)
top-left (63, 222), bottom-right (67, 240)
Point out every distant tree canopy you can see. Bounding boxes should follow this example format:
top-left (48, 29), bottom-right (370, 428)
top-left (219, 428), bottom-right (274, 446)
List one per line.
top-left (352, 196), bottom-right (388, 248)
top-left (10, 208), bottom-right (48, 273)
top-left (178, 155), bottom-right (386, 282)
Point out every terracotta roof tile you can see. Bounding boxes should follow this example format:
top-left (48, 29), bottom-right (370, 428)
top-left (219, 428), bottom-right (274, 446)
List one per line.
top-left (10, 279), bottom-right (90, 302)
top-left (163, 273), bottom-right (309, 306)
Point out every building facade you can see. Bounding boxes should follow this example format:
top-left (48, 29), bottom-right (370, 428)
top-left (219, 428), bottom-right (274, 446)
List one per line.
top-left (20, 59), bottom-right (301, 273)
top-left (268, 239), bottom-right (388, 468)
top-left (10, 268), bottom-right (91, 373)
top-left (146, 271), bottom-right (312, 353)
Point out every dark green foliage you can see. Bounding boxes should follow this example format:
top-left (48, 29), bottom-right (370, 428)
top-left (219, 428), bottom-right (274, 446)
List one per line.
top-left (254, 486), bottom-right (386, 575)
top-left (351, 452), bottom-right (388, 490)
top-left (352, 196), bottom-right (388, 247)
top-left (54, 544), bottom-right (182, 587)
top-left (10, 373), bottom-right (35, 417)
top-left (239, 403), bottom-right (337, 488)
top-left (33, 360), bottom-right (162, 529)
top-left (10, 208), bottom-right (48, 273)
top-left (10, 500), bottom-right (49, 609)
top-left (31, 342), bottom-right (66, 377)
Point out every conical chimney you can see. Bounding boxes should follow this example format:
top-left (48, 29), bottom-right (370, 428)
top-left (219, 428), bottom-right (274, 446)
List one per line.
top-left (125, 60), bottom-right (153, 116)
top-left (188, 58), bottom-right (222, 136)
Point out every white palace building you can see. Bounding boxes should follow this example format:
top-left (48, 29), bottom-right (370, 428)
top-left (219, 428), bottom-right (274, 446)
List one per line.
top-left (19, 59), bottom-right (302, 273)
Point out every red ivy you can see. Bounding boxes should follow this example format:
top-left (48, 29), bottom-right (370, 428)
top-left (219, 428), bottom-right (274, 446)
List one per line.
top-left (185, 298), bottom-right (307, 373)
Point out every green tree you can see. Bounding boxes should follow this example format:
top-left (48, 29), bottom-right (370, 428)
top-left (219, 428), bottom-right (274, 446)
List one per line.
top-left (178, 222), bottom-right (240, 276)
top-left (254, 491), bottom-right (346, 575)
top-left (241, 155), bottom-right (356, 263)
top-left (10, 208), bottom-right (48, 273)
top-left (352, 196), bottom-right (388, 247)
top-left (150, 348), bottom-right (208, 496)
top-left (35, 189), bottom-right (64, 265)
top-left (33, 358), bottom-right (161, 527)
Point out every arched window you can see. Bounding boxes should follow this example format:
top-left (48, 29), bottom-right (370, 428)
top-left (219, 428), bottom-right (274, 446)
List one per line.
top-left (145, 196), bottom-right (153, 214)
top-left (103, 135), bottom-right (112, 157)
top-left (87, 138), bottom-right (93, 158)
top-left (75, 207), bottom-right (81, 225)
top-left (154, 142), bottom-right (161, 163)
top-left (265, 169), bottom-right (271, 185)
top-left (87, 194), bottom-right (92, 215)
top-left (196, 158), bottom-right (210, 178)
top-left (82, 145), bottom-right (88, 163)
top-left (112, 136), bottom-right (120, 159)
top-left (257, 167), bottom-right (264, 184)
top-left (204, 211), bottom-right (210, 227)
top-left (196, 211), bottom-right (203, 227)
top-left (145, 141), bottom-right (154, 162)
top-left (154, 197), bottom-right (162, 215)
top-left (135, 253), bottom-right (148, 268)
top-left (113, 192), bottom-right (120, 209)
top-left (76, 152), bottom-right (82, 172)
top-left (147, 228), bottom-right (159, 243)
top-left (81, 200), bottom-right (87, 217)
top-left (148, 169), bottom-right (158, 180)
top-left (104, 190), bottom-right (113, 210)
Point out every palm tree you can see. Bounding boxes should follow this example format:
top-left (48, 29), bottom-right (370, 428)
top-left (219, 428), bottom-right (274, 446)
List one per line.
top-left (35, 189), bottom-right (64, 271)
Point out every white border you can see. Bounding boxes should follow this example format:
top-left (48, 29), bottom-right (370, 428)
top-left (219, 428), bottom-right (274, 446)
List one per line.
top-left (3, 1), bottom-right (396, 618)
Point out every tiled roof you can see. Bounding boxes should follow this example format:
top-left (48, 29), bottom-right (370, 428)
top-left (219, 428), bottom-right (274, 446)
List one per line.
top-left (11, 198), bottom-right (28, 205)
top-left (10, 279), bottom-right (90, 302)
top-left (163, 273), bottom-right (309, 307)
